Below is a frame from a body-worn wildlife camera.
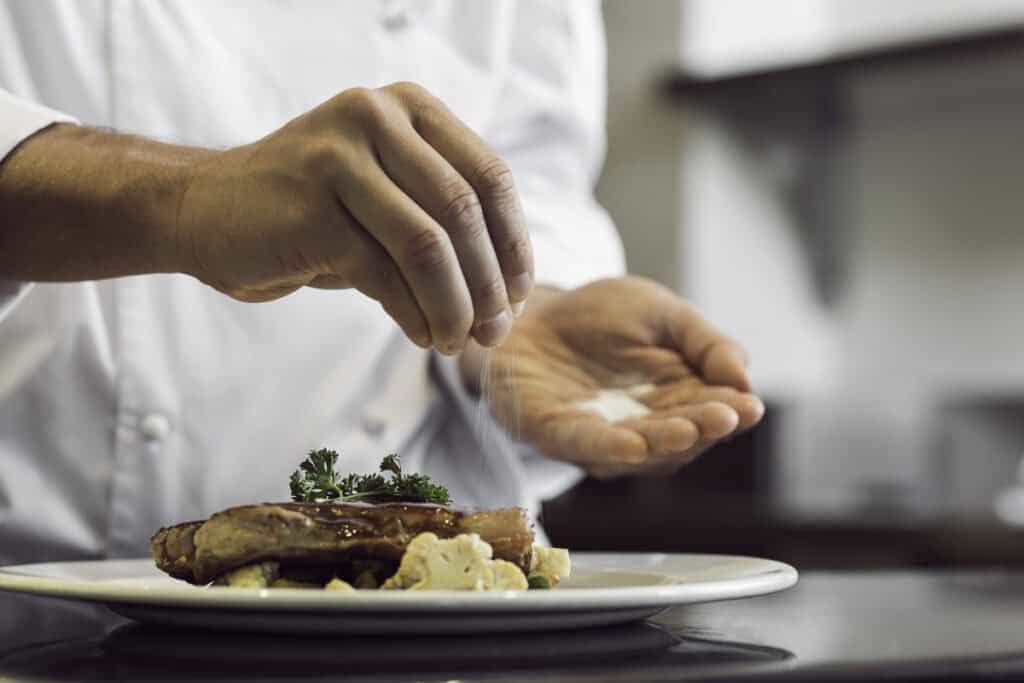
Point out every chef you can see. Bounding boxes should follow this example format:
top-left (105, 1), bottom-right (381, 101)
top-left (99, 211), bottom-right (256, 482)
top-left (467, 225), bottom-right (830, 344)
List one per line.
top-left (0, 1), bottom-right (763, 564)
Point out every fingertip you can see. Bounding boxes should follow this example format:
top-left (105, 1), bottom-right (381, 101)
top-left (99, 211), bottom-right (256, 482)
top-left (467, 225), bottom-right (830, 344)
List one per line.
top-left (668, 417), bottom-right (700, 451)
top-left (614, 428), bottom-right (649, 464)
top-left (740, 394), bottom-right (766, 428)
top-left (702, 401), bottom-right (740, 439)
top-left (507, 272), bottom-right (533, 303)
top-left (436, 339), bottom-right (465, 356)
top-left (706, 344), bottom-right (752, 391)
top-left (472, 310), bottom-right (511, 347)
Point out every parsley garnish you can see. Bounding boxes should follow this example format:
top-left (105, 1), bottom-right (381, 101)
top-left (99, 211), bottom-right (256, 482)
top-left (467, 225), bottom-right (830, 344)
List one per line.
top-left (289, 449), bottom-right (451, 505)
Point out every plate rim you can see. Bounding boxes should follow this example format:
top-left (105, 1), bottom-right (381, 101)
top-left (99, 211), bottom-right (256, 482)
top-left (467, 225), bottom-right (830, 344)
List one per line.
top-left (0, 552), bottom-right (798, 613)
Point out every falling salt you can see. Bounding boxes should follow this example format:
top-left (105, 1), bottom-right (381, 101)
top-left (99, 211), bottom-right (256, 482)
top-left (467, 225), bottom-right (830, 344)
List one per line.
top-left (575, 384), bottom-right (655, 423)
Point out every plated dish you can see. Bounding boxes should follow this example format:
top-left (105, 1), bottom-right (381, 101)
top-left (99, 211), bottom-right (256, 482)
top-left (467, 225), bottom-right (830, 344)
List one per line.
top-left (0, 450), bottom-right (798, 633)
top-left (0, 553), bottom-right (798, 634)
top-left (151, 451), bottom-right (569, 592)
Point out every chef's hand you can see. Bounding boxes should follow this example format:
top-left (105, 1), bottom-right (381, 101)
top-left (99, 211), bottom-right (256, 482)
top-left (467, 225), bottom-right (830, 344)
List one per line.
top-left (0, 83), bottom-right (529, 353)
top-left (177, 82), bottom-right (531, 352)
top-left (480, 277), bottom-right (764, 478)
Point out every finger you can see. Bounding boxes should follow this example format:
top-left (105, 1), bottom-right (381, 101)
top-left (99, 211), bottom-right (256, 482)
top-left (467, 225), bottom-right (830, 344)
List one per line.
top-left (656, 401), bottom-right (740, 444)
top-left (309, 214), bottom-right (432, 349)
top-left (530, 410), bottom-right (647, 466)
top-left (702, 390), bottom-right (764, 430)
top-left (337, 153), bottom-right (473, 355)
top-left (666, 302), bottom-right (751, 391)
top-left (614, 346), bottom-right (693, 384)
top-left (704, 343), bottom-right (751, 393)
top-left (587, 463), bottom-right (632, 480)
top-left (373, 118), bottom-right (511, 347)
top-left (618, 416), bottom-right (699, 458)
top-left (648, 385), bottom-right (765, 431)
top-left (588, 458), bottom-right (690, 480)
top-left (388, 82), bottom-right (534, 306)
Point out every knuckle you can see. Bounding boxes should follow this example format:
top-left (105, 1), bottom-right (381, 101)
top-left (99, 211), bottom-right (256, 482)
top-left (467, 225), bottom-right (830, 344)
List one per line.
top-left (403, 228), bottom-right (451, 274)
top-left (338, 86), bottom-right (373, 108)
top-left (440, 185), bottom-right (485, 237)
top-left (387, 80), bottom-right (431, 102)
top-left (339, 87), bottom-right (388, 129)
top-left (470, 273), bottom-right (506, 307)
top-left (301, 140), bottom-right (341, 176)
top-left (497, 233), bottom-right (531, 263)
top-left (473, 158), bottom-right (515, 198)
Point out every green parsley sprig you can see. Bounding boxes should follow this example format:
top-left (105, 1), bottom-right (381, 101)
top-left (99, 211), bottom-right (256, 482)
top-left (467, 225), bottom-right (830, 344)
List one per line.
top-left (289, 449), bottom-right (451, 505)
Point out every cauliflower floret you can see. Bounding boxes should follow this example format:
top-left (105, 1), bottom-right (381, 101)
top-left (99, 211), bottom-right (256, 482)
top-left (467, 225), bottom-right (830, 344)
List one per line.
top-left (490, 559), bottom-right (529, 590)
top-left (216, 562), bottom-right (279, 588)
top-left (381, 532), bottom-right (527, 590)
top-left (324, 577), bottom-right (355, 591)
top-left (529, 546), bottom-right (571, 585)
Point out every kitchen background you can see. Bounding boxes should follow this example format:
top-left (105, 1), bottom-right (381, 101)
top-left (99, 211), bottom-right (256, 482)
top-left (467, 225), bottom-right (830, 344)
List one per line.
top-left (544, 0), bottom-right (1024, 567)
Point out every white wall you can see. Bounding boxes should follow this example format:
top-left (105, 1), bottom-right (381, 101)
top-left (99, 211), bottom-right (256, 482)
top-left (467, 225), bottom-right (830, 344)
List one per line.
top-left (680, 0), bottom-right (1024, 77)
top-left (597, 0), bottom-right (685, 290)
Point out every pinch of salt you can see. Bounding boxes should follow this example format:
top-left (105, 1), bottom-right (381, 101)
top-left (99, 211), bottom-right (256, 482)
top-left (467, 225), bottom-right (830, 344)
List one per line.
top-left (575, 387), bottom-right (652, 423)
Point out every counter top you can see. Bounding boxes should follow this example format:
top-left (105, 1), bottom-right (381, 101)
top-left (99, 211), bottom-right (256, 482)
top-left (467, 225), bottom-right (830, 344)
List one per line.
top-left (4, 569), bottom-right (1024, 682)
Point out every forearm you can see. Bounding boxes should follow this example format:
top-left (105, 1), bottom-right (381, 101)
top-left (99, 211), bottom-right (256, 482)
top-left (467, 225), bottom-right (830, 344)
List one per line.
top-left (0, 123), bottom-right (212, 281)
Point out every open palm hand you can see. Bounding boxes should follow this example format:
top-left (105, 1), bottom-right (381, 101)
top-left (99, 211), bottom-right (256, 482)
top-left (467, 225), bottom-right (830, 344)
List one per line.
top-left (486, 277), bottom-right (764, 478)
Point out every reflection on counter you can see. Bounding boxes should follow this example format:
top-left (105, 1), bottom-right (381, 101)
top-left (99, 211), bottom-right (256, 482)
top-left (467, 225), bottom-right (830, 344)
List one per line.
top-left (0, 603), bottom-right (791, 682)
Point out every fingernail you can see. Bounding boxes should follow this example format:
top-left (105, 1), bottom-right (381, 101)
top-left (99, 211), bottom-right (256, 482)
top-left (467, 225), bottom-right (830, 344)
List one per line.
top-left (507, 272), bottom-right (533, 302)
top-left (511, 300), bottom-right (525, 318)
top-left (440, 343), bottom-right (462, 356)
top-left (473, 310), bottom-right (511, 347)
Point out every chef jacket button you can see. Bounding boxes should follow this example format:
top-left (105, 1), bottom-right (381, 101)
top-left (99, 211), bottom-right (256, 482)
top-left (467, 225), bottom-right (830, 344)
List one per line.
top-left (361, 416), bottom-right (386, 438)
top-left (140, 413), bottom-right (171, 441)
top-left (379, 6), bottom-right (409, 31)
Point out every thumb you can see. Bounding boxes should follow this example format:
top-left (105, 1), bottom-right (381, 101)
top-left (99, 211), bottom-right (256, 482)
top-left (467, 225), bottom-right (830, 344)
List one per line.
top-left (666, 301), bottom-right (751, 391)
top-left (702, 343), bottom-right (751, 392)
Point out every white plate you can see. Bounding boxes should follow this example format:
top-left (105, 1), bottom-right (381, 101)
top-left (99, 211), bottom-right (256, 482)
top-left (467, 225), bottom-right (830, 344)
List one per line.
top-left (0, 553), bottom-right (797, 634)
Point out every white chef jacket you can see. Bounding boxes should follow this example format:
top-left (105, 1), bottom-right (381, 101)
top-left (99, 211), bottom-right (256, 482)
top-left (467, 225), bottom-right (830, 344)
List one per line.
top-left (0, 1), bottom-right (625, 564)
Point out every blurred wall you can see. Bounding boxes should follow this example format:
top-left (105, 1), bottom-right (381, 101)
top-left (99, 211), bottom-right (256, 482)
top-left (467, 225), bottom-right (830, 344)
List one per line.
top-left (596, 0), bottom-right (684, 291)
top-left (785, 46), bottom-right (1024, 515)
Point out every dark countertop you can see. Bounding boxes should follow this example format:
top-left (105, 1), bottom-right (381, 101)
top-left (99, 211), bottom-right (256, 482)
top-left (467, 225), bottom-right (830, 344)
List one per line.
top-left (4, 570), bottom-right (1024, 682)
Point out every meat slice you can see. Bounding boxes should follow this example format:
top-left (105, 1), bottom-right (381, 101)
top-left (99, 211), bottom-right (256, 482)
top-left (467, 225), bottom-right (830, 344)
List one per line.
top-left (151, 502), bottom-right (534, 585)
top-left (151, 520), bottom-right (204, 581)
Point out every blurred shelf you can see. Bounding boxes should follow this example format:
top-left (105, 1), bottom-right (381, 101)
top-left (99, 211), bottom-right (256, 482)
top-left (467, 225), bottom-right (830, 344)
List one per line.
top-left (541, 402), bottom-right (1024, 570)
top-left (544, 486), bottom-right (1024, 570)
top-left (662, 27), bottom-right (1024, 101)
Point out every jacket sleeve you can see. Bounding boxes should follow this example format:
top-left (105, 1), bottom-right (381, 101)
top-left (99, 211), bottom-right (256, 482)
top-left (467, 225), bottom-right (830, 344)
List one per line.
top-left (482, 0), bottom-right (626, 291)
top-left (0, 88), bottom-right (78, 322)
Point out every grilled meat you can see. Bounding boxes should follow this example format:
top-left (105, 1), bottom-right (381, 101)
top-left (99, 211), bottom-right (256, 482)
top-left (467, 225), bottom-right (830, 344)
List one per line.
top-left (151, 502), bottom-right (534, 585)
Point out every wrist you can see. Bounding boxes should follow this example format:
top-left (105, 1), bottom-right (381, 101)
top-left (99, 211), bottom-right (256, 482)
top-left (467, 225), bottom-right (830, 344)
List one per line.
top-left (0, 123), bottom-right (214, 280)
top-left (108, 133), bottom-right (216, 276)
